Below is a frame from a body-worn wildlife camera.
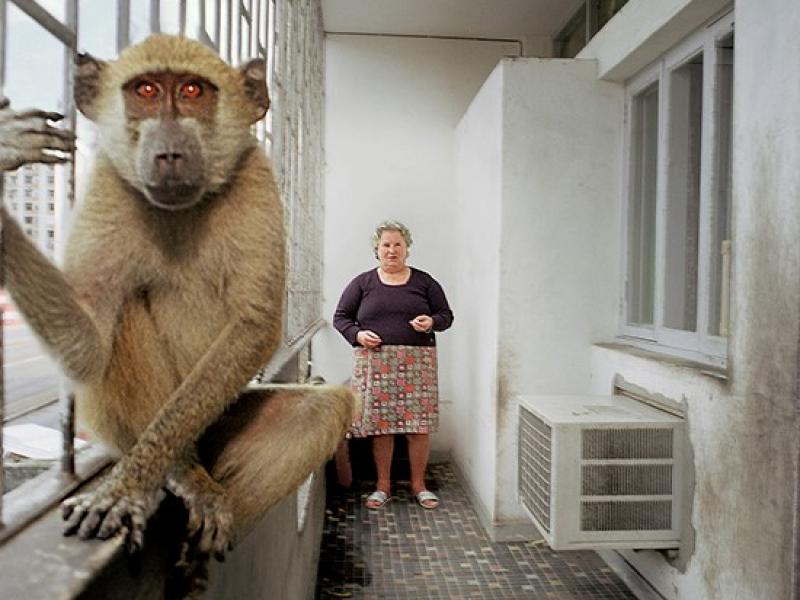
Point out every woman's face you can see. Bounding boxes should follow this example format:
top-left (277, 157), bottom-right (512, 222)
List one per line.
top-left (377, 230), bottom-right (408, 271)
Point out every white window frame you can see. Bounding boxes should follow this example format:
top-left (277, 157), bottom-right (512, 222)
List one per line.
top-left (620, 11), bottom-right (734, 366)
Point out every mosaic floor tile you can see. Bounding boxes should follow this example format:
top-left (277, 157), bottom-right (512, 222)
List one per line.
top-left (315, 463), bottom-right (637, 599)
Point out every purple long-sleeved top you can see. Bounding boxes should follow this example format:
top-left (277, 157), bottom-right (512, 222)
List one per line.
top-left (333, 267), bottom-right (454, 347)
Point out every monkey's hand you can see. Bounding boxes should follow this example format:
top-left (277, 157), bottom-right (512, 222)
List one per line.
top-left (166, 463), bottom-right (234, 561)
top-left (61, 471), bottom-right (160, 552)
top-left (0, 97), bottom-right (74, 172)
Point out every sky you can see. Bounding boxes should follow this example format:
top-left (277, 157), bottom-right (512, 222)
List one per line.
top-left (3, 0), bottom-right (195, 110)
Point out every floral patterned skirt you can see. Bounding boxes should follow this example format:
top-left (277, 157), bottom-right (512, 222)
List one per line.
top-left (349, 344), bottom-right (439, 437)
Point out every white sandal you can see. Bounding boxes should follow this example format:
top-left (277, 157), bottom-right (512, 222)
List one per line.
top-left (415, 490), bottom-right (439, 509)
top-left (366, 490), bottom-right (391, 509)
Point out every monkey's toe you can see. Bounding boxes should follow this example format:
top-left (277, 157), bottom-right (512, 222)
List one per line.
top-left (184, 490), bottom-right (234, 560)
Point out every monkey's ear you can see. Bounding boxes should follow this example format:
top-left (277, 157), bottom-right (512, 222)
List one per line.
top-left (240, 58), bottom-right (270, 123)
top-left (74, 53), bottom-right (107, 122)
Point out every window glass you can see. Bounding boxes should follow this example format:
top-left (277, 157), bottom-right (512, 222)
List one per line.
top-left (709, 34), bottom-right (734, 336)
top-left (663, 54), bottom-right (703, 332)
top-left (626, 83), bottom-right (659, 327)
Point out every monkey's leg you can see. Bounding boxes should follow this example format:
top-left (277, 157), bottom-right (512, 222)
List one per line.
top-left (200, 384), bottom-right (355, 541)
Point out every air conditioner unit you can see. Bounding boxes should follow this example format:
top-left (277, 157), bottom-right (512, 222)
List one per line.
top-left (517, 394), bottom-right (685, 551)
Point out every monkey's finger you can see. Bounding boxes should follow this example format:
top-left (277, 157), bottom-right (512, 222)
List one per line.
top-left (23, 125), bottom-right (77, 140)
top-left (61, 496), bottom-right (79, 520)
top-left (77, 497), bottom-right (115, 539)
top-left (19, 149), bottom-right (71, 165)
top-left (19, 130), bottom-right (76, 152)
top-left (96, 504), bottom-right (125, 539)
top-left (15, 108), bottom-right (64, 122)
top-left (63, 503), bottom-right (89, 535)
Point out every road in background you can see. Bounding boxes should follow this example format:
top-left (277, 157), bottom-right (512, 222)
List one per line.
top-left (3, 322), bottom-right (60, 421)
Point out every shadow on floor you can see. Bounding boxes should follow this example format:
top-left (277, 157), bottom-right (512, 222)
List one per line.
top-left (315, 462), bottom-right (638, 599)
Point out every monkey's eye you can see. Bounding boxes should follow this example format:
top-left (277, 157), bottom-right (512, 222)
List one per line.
top-left (180, 81), bottom-right (204, 99)
top-left (135, 81), bottom-right (159, 99)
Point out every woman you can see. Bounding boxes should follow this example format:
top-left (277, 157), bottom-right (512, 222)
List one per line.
top-left (334, 220), bottom-right (453, 510)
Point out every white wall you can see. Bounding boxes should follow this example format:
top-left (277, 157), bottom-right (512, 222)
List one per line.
top-left (494, 58), bottom-right (623, 524)
top-left (584, 1), bottom-right (800, 599)
top-left (450, 65), bottom-right (504, 527)
top-left (317, 34), bottom-right (518, 454)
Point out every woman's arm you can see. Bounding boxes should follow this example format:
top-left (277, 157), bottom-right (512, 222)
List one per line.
top-left (333, 275), bottom-right (365, 345)
top-left (427, 276), bottom-right (454, 332)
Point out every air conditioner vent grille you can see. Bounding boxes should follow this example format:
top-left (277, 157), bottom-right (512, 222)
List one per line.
top-left (582, 428), bottom-right (673, 459)
top-left (581, 501), bottom-right (672, 531)
top-left (519, 408), bottom-right (551, 533)
top-left (582, 465), bottom-right (673, 495)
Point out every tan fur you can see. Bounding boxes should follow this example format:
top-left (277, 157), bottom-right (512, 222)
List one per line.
top-left (0, 34), bottom-right (353, 586)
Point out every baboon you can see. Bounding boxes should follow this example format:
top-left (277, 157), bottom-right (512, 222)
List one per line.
top-left (0, 33), bottom-right (353, 581)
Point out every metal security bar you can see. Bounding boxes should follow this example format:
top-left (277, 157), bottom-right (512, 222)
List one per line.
top-left (272, 0), bottom-right (324, 345)
top-left (0, 0), bottom-right (79, 528)
top-left (0, 0), bottom-right (327, 531)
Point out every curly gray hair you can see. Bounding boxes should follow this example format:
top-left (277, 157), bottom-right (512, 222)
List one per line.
top-left (372, 220), bottom-right (413, 259)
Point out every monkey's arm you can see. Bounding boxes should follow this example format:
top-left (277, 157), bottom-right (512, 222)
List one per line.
top-left (0, 99), bottom-right (118, 381)
top-left (1, 210), bottom-right (118, 382)
top-left (63, 314), bottom-right (279, 549)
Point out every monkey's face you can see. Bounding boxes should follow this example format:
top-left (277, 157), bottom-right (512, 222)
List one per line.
top-left (124, 72), bottom-right (216, 211)
top-left (74, 35), bottom-right (270, 211)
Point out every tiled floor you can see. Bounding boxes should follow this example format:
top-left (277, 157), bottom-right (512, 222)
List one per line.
top-left (315, 462), bottom-right (638, 599)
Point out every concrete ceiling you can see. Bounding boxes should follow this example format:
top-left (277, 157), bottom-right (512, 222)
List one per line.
top-left (321, 0), bottom-right (585, 40)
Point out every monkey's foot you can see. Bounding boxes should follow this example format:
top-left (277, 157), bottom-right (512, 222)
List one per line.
top-left (61, 480), bottom-right (159, 552)
top-left (179, 482), bottom-right (234, 561)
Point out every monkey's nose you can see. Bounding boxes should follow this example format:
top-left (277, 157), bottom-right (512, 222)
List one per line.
top-left (155, 152), bottom-right (185, 179)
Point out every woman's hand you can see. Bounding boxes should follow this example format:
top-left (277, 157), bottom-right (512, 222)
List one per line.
top-left (409, 315), bottom-right (433, 333)
top-left (356, 330), bottom-right (383, 349)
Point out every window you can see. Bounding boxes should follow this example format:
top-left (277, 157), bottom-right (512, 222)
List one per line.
top-left (555, 0), bottom-right (630, 58)
top-left (622, 13), bottom-right (734, 364)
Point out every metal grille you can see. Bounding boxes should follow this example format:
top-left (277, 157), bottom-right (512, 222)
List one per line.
top-left (582, 464), bottom-right (672, 496)
top-left (518, 407), bottom-right (552, 533)
top-left (581, 500), bottom-right (672, 531)
top-left (271, 0), bottom-right (324, 343)
top-left (582, 428), bottom-right (673, 459)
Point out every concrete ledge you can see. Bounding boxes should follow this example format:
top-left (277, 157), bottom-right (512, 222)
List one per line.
top-left (578, 0), bottom-right (732, 81)
top-left (0, 466), bottom-right (328, 599)
top-left (597, 550), bottom-right (667, 600)
top-left (448, 457), bottom-right (543, 543)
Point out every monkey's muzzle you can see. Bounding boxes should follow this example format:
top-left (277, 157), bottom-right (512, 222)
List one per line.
top-left (137, 120), bottom-right (207, 210)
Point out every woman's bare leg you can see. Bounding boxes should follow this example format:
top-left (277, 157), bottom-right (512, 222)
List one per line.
top-left (407, 433), bottom-right (430, 494)
top-left (372, 434), bottom-right (395, 494)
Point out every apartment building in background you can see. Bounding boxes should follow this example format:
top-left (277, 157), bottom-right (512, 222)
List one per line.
top-left (3, 163), bottom-right (57, 261)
